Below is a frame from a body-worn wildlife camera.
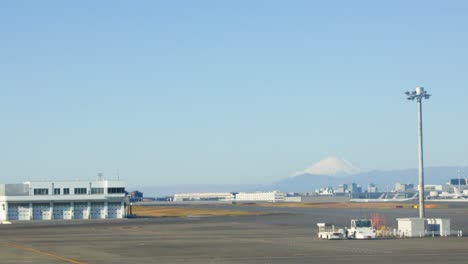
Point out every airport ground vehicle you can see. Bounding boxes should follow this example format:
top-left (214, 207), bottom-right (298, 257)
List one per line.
top-left (345, 219), bottom-right (377, 239)
top-left (317, 223), bottom-right (344, 240)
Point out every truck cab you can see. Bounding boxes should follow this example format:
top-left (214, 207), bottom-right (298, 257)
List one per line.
top-left (346, 219), bottom-right (376, 239)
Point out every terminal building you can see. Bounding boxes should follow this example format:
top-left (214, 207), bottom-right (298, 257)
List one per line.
top-left (234, 191), bottom-right (285, 203)
top-left (173, 192), bottom-right (232, 202)
top-left (0, 180), bottom-right (126, 221)
top-left (172, 191), bottom-right (286, 203)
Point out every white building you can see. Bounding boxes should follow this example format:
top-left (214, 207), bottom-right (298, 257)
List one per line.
top-left (0, 180), bottom-right (126, 221)
top-left (317, 187), bottom-right (334, 196)
top-left (367, 183), bottom-right (378, 193)
top-left (394, 182), bottom-right (408, 192)
top-left (234, 191), bottom-right (285, 203)
top-left (335, 184), bottom-right (348, 194)
top-left (173, 192), bottom-right (231, 202)
top-left (423, 184), bottom-right (443, 191)
top-left (171, 191), bottom-right (286, 203)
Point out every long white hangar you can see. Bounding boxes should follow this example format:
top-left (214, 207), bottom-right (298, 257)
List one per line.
top-left (0, 180), bottom-right (126, 221)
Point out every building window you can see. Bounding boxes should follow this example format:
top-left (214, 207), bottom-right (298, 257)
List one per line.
top-left (54, 188), bottom-right (60, 195)
top-left (74, 188), bottom-right (87, 195)
top-left (107, 187), bottom-right (125, 194)
top-left (91, 188), bottom-right (104, 194)
top-left (63, 188), bottom-right (70, 195)
top-left (33, 188), bottom-right (49, 195)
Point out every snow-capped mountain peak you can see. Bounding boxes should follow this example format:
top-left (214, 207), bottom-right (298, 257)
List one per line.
top-left (293, 157), bottom-right (361, 177)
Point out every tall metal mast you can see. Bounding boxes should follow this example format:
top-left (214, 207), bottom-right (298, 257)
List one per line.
top-left (405, 87), bottom-right (431, 219)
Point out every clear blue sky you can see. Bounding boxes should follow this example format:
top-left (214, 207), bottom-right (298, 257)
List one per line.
top-left (1, 1), bottom-right (467, 185)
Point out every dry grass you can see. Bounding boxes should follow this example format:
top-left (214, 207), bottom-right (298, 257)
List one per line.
top-left (132, 203), bottom-right (448, 218)
top-left (132, 206), bottom-right (271, 217)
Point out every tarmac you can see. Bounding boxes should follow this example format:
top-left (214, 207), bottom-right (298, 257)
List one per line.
top-left (1, 204), bottom-right (468, 263)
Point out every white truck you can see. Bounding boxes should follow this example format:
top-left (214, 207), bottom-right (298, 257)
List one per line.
top-left (317, 223), bottom-right (345, 240)
top-left (345, 219), bottom-right (377, 239)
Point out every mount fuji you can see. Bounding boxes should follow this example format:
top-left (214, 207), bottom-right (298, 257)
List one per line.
top-left (292, 157), bottom-right (361, 177)
top-left (273, 157), bottom-right (467, 192)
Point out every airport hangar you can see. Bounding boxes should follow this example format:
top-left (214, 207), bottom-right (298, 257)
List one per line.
top-left (173, 191), bottom-right (287, 202)
top-left (0, 180), bottom-right (126, 221)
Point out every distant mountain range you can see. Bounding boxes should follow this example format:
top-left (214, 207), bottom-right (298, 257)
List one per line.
top-left (128, 157), bottom-right (467, 197)
top-left (130, 166), bottom-right (468, 197)
top-left (274, 157), bottom-right (468, 192)
top-left (274, 166), bottom-right (468, 192)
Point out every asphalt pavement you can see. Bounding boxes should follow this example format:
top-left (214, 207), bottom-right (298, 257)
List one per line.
top-left (1, 204), bottom-right (468, 263)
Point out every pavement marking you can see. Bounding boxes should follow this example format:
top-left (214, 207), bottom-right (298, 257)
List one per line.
top-left (2, 242), bottom-right (87, 264)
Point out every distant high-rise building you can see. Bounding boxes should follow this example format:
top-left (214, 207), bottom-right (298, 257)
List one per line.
top-left (394, 182), bottom-right (415, 192)
top-left (395, 182), bottom-right (407, 192)
top-left (336, 184), bottom-right (348, 194)
top-left (368, 183), bottom-right (378, 193)
top-left (351, 183), bottom-right (362, 193)
top-left (450, 178), bottom-right (467, 186)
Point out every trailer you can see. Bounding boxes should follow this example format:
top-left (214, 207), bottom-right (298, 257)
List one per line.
top-left (317, 223), bottom-right (344, 240)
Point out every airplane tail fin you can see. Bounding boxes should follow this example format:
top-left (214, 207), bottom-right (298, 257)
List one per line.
top-left (453, 187), bottom-right (462, 197)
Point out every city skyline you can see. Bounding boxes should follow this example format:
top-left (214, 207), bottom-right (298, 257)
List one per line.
top-left (1, 1), bottom-right (468, 185)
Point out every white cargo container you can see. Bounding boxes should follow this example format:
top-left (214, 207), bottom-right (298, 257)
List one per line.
top-left (426, 218), bottom-right (451, 237)
top-left (397, 218), bottom-right (425, 237)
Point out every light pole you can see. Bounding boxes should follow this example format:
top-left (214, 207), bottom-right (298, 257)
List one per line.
top-left (457, 169), bottom-right (463, 193)
top-left (405, 87), bottom-right (431, 219)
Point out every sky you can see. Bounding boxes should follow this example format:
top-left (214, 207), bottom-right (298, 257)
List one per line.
top-left (1, 1), bottom-right (468, 186)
